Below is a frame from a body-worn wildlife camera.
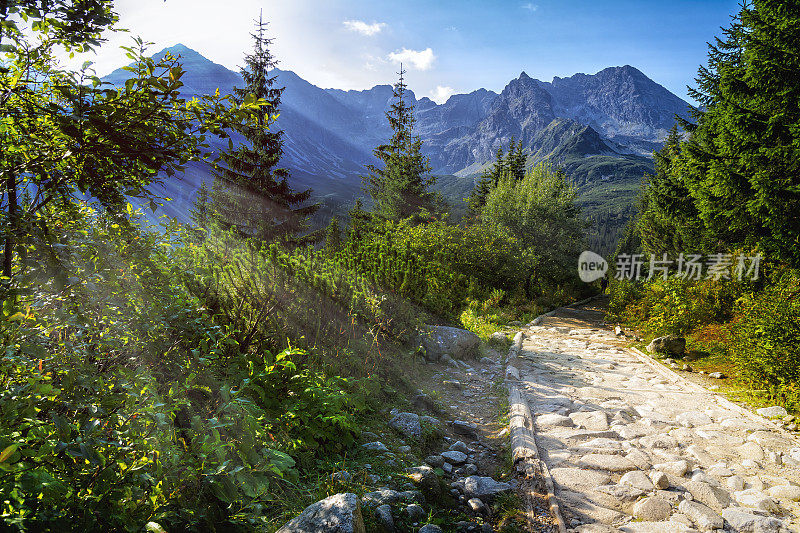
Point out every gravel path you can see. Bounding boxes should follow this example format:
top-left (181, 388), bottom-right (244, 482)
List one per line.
top-left (515, 301), bottom-right (800, 532)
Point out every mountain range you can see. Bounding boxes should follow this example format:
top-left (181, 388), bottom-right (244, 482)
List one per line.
top-left (104, 44), bottom-right (693, 249)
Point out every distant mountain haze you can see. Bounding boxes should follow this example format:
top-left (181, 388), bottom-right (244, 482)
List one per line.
top-left (104, 44), bottom-right (692, 246)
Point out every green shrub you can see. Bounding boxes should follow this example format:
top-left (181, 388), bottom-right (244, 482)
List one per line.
top-left (608, 276), bottom-right (739, 336)
top-left (731, 269), bottom-right (800, 410)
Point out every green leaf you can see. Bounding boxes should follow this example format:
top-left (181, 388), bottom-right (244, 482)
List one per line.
top-left (0, 443), bottom-right (19, 463)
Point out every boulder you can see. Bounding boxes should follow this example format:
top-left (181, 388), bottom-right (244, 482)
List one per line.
top-left (646, 335), bottom-right (686, 357)
top-left (463, 476), bottom-right (513, 502)
top-left (419, 325), bottom-right (480, 362)
top-left (406, 466), bottom-right (443, 503)
top-left (389, 412), bottom-right (422, 439)
top-left (418, 526), bottom-right (443, 533)
top-left (452, 420), bottom-right (479, 438)
top-left (277, 493), bottom-right (365, 533)
top-left (374, 504), bottom-right (394, 532)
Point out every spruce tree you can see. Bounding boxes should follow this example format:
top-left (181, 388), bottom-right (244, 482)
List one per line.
top-left (467, 138), bottom-right (528, 221)
top-left (679, 0), bottom-right (800, 265)
top-left (363, 66), bottom-right (440, 221)
top-left (210, 13), bottom-right (318, 243)
top-left (636, 125), bottom-right (711, 256)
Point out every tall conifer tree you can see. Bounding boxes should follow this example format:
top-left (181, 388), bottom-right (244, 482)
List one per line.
top-left (210, 13), bottom-right (318, 243)
top-left (678, 0), bottom-right (800, 265)
top-left (363, 66), bottom-right (440, 221)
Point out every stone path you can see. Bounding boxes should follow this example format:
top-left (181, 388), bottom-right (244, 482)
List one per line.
top-left (514, 301), bottom-right (800, 532)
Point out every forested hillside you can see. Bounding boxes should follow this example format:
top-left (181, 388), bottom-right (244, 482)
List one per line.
top-left (607, 1), bottom-right (800, 418)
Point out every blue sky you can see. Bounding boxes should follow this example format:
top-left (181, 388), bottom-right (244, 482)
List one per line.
top-left (82, 0), bottom-right (741, 103)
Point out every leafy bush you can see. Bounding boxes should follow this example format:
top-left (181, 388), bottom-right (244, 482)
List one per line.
top-left (337, 218), bottom-right (524, 317)
top-left (0, 207), bottom-right (365, 531)
top-left (607, 276), bottom-right (739, 336)
top-left (731, 270), bottom-right (800, 409)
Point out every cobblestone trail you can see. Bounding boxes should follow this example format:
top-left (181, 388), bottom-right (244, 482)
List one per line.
top-left (515, 304), bottom-right (800, 533)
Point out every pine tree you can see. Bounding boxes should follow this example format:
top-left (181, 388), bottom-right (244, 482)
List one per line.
top-left (363, 67), bottom-right (440, 221)
top-left (210, 13), bottom-right (318, 243)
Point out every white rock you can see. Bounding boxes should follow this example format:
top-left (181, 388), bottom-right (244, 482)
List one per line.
top-left (676, 411), bottom-right (713, 428)
top-left (738, 442), bottom-right (765, 461)
top-left (678, 500), bottom-right (723, 531)
top-left (722, 508), bottom-right (789, 533)
top-left (766, 484), bottom-right (800, 501)
top-left (653, 460), bottom-right (690, 477)
top-left (570, 410), bottom-right (610, 431)
top-left (734, 488), bottom-right (779, 513)
top-left (756, 406), bottom-right (788, 419)
top-left (650, 471), bottom-right (670, 489)
top-left (632, 496), bottom-right (673, 521)
top-left (727, 475), bottom-right (746, 492)
top-left (620, 470), bottom-right (655, 491)
top-left (536, 413), bottom-right (574, 427)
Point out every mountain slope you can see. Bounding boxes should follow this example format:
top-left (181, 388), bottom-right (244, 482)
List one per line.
top-left (103, 44), bottom-right (688, 242)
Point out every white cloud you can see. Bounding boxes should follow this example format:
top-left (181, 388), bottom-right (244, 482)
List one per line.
top-left (521, 2), bottom-right (538, 11)
top-left (343, 20), bottom-right (386, 36)
top-left (388, 47), bottom-right (436, 71)
top-left (430, 85), bottom-right (454, 104)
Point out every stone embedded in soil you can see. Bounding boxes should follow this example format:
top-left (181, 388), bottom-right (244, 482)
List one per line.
top-left (578, 453), bottom-right (637, 472)
top-left (649, 471), bottom-right (670, 489)
top-left (362, 442), bottom-right (389, 452)
top-left (734, 488), bottom-right (779, 513)
top-left (452, 420), bottom-right (479, 437)
top-left (639, 434), bottom-right (678, 449)
top-left (570, 410), bottom-right (610, 431)
top-left (722, 508), bottom-right (789, 533)
top-left (620, 470), bottom-right (655, 491)
top-left (375, 504), bottom-right (394, 531)
top-left (551, 467), bottom-right (611, 491)
top-left (405, 503), bottom-right (426, 522)
top-left (389, 412), bottom-right (422, 439)
top-left (537, 413), bottom-right (574, 427)
top-left (632, 496), bottom-right (673, 521)
top-left (677, 500), bottom-right (723, 531)
top-left (462, 476), bottom-right (513, 501)
top-left (595, 483), bottom-right (645, 502)
top-left (683, 480), bottom-right (730, 512)
top-left (424, 455), bottom-right (445, 468)
top-left (676, 411), bottom-right (713, 428)
top-left (757, 406), bottom-right (788, 419)
top-left (467, 497), bottom-right (488, 514)
top-left (441, 450), bottom-right (468, 465)
top-left (277, 493), bottom-right (365, 533)
top-left (449, 440), bottom-right (469, 453)
top-left (653, 460), bottom-right (690, 477)
top-left (767, 484), bottom-right (800, 501)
